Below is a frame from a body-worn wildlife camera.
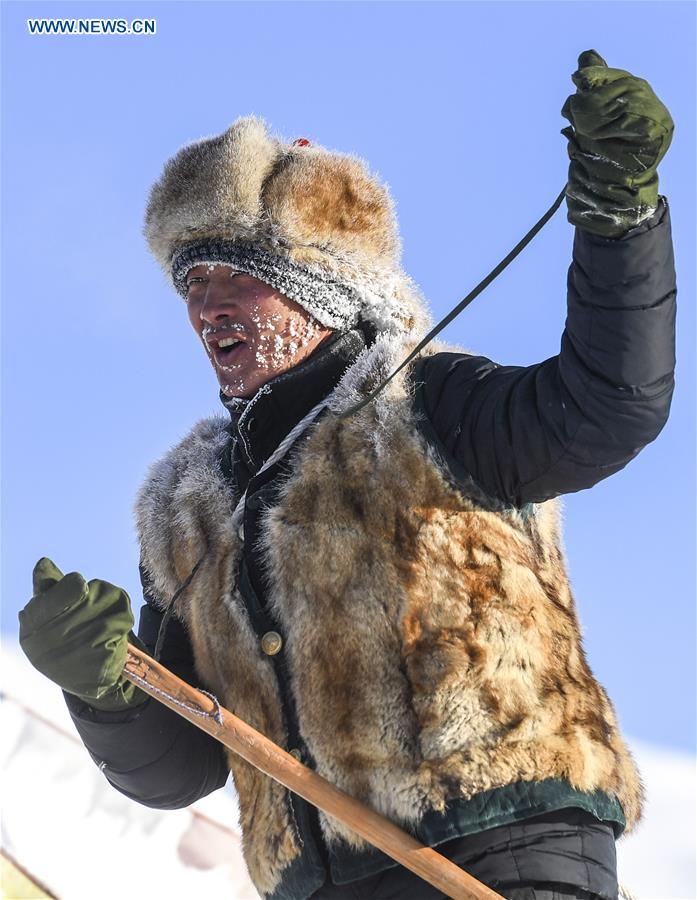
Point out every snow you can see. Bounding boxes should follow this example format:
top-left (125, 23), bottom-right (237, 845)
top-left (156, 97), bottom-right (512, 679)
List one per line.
top-left (1, 641), bottom-right (257, 899)
top-left (2, 640), bottom-right (695, 900)
top-left (615, 741), bottom-right (696, 899)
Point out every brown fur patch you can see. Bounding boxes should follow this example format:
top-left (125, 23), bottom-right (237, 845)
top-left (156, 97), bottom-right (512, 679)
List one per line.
top-left (262, 151), bottom-right (399, 264)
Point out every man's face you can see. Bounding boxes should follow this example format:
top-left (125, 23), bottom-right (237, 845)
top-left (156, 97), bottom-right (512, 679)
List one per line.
top-left (185, 263), bottom-right (333, 398)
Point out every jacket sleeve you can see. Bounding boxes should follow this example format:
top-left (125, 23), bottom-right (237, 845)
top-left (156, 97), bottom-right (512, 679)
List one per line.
top-left (63, 570), bottom-right (229, 810)
top-left (408, 196), bottom-right (676, 507)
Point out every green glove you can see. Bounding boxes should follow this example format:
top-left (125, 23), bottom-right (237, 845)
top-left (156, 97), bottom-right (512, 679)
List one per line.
top-left (19, 557), bottom-right (148, 712)
top-left (561, 49), bottom-right (674, 237)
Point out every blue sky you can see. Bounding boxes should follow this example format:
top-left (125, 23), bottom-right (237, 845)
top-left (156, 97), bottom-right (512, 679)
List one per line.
top-left (2, 1), bottom-right (695, 752)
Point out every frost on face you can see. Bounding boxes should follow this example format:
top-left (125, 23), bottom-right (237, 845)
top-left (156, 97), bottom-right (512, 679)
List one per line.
top-left (248, 304), bottom-right (322, 374)
top-left (185, 260), bottom-right (332, 398)
top-left (216, 297), bottom-right (327, 398)
top-left (221, 379), bottom-right (246, 395)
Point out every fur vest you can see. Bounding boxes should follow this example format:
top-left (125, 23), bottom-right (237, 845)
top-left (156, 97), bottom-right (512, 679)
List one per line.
top-left (135, 333), bottom-right (643, 897)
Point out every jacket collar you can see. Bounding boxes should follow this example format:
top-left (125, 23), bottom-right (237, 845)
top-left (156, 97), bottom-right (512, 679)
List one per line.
top-left (220, 327), bottom-right (368, 478)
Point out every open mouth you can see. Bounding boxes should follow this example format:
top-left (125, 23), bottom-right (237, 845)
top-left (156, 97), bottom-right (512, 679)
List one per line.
top-left (212, 340), bottom-right (246, 368)
top-left (204, 330), bottom-right (249, 368)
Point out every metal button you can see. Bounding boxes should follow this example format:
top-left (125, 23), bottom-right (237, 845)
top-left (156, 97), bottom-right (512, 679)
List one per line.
top-left (289, 748), bottom-right (303, 762)
top-left (261, 631), bottom-right (283, 655)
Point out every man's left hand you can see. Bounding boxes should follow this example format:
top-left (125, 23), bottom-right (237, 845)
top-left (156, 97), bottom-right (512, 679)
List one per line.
top-left (561, 49), bottom-right (674, 237)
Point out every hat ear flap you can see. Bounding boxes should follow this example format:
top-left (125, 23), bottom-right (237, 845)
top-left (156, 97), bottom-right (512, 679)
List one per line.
top-left (261, 150), bottom-right (401, 266)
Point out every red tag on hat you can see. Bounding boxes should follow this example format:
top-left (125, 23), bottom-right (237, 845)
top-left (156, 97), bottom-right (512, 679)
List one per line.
top-left (292, 138), bottom-right (311, 147)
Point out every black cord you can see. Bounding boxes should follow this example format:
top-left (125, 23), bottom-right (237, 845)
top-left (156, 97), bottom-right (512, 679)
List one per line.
top-left (336, 185), bottom-right (568, 421)
top-left (153, 552), bottom-right (207, 661)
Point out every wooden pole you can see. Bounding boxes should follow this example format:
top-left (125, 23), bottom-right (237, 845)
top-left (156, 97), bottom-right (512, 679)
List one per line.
top-left (123, 643), bottom-right (503, 900)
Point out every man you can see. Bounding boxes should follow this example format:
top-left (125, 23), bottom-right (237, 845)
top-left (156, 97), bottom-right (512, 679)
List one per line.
top-left (20, 51), bottom-right (676, 900)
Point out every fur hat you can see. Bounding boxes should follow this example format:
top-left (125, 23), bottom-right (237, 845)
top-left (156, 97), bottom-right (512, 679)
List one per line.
top-left (143, 116), bottom-right (430, 336)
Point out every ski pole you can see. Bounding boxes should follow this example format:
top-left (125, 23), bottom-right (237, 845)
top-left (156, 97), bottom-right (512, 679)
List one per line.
top-left (122, 642), bottom-right (503, 900)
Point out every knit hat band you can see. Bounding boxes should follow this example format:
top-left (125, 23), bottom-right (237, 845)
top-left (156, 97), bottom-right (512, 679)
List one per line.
top-left (172, 240), bottom-right (362, 332)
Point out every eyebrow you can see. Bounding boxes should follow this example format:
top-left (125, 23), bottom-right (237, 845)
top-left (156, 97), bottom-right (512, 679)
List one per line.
top-left (186, 267), bottom-right (245, 280)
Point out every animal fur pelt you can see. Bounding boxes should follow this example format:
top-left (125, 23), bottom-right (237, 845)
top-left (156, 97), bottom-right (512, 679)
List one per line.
top-left (135, 333), bottom-right (644, 897)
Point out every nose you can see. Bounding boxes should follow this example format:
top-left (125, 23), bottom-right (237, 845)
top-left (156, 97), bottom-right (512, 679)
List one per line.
top-left (198, 275), bottom-right (242, 325)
